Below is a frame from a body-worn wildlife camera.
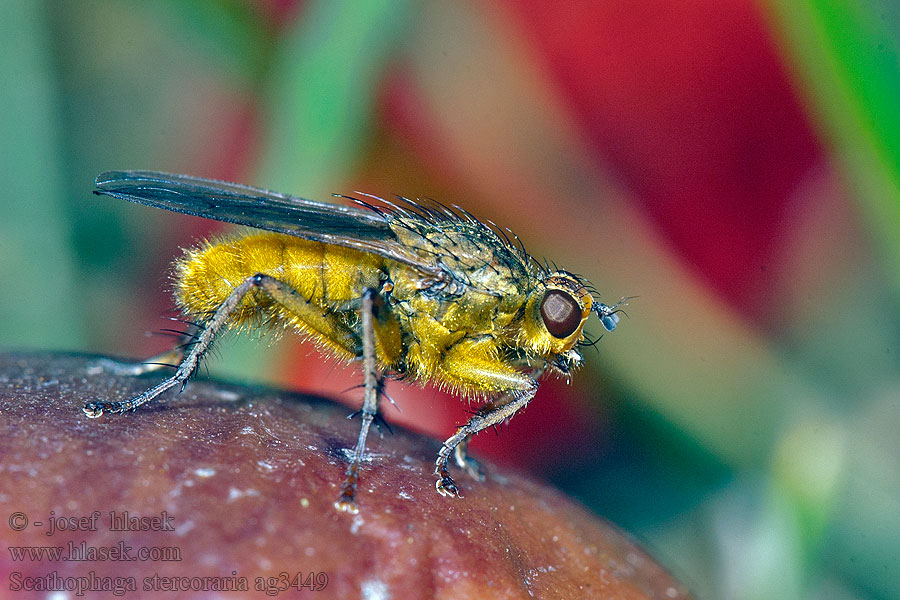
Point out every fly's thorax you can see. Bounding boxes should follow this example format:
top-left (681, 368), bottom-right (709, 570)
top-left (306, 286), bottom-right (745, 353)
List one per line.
top-left (517, 272), bottom-right (593, 357)
top-left (391, 217), bottom-right (532, 299)
top-left (391, 270), bottom-right (526, 335)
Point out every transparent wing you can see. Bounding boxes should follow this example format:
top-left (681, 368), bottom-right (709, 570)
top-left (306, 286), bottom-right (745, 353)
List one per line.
top-left (94, 171), bottom-right (443, 277)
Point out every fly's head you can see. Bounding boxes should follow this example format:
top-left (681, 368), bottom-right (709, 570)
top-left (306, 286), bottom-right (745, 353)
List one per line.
top-left (517, 271), bottom-right (625, 377)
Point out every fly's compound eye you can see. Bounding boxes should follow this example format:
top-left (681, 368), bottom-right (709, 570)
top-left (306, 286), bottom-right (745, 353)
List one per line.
top-left (540, 289), bottom-right (583, 338)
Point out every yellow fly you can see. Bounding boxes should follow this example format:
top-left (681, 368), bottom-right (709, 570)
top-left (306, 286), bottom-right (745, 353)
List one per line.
top-left (84, 171), bottom-right (625, 512)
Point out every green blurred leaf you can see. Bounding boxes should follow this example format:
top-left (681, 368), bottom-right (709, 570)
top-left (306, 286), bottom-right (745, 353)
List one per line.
top-left (0, 1), bottom-right (83, 348)
top-left (258, 0), bottom-right (416, 195)
top-left (165, 0), bottom-right (273, 82)
top-left (764, 0), bottom-right (900, 294)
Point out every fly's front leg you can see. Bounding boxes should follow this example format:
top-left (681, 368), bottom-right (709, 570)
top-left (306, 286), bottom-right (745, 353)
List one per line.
top-left (82, 273), bottom-right (298, 418)
top-left (450, 378), bottom-right (544, 482)
top-left (435, 383), bottom-right (537, 498)
top-left (451, 398), bottom-right (514, 482)
top-left (335, 288), bottom-right (380, 514)
top-left (449, 376), bottom-right (542, 482)
top-left (431, 339), bottom-right (543, 498)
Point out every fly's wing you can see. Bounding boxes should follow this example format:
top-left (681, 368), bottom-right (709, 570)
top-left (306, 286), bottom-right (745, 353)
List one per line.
top-left (94, 171), bottom-right (443, 278)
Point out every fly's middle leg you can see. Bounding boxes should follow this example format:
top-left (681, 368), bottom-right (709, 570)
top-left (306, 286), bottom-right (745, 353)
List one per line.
top-left (334, 288), bottom-right (381, 514)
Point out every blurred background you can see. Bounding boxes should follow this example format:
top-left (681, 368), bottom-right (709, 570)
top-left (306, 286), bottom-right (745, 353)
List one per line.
top-left (1, 1), bottom-right (899, 597)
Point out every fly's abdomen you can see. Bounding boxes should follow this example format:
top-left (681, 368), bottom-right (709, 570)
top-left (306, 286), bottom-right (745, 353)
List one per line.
top-left (174, 232), bottom-right (383, 329)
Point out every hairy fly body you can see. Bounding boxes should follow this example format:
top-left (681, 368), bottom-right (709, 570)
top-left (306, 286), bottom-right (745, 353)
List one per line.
top-left (83, 171), bottom-right (624, 512)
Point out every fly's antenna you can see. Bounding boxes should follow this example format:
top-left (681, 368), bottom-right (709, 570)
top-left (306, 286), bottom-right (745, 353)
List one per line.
top-left (591, 296), bottom-right (634, 332)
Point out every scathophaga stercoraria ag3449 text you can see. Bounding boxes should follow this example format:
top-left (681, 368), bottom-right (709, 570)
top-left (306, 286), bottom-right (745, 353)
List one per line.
top-left (83, 171), bottom-right (626, 513)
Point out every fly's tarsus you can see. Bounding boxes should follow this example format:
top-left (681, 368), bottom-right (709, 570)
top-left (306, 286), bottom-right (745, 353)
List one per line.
top-left (435, 465), bottom-right (462, 499)
top-left (82, 400), bottom-right (115, 418)
top-left (82, 375), bottom-right (180, 417)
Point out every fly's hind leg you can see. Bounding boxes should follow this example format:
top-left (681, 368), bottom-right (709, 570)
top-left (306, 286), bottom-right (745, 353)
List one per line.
top-left (82, 275), bottom-right (265, 417)
top-left (83, 273), bottom-right (356, 418)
